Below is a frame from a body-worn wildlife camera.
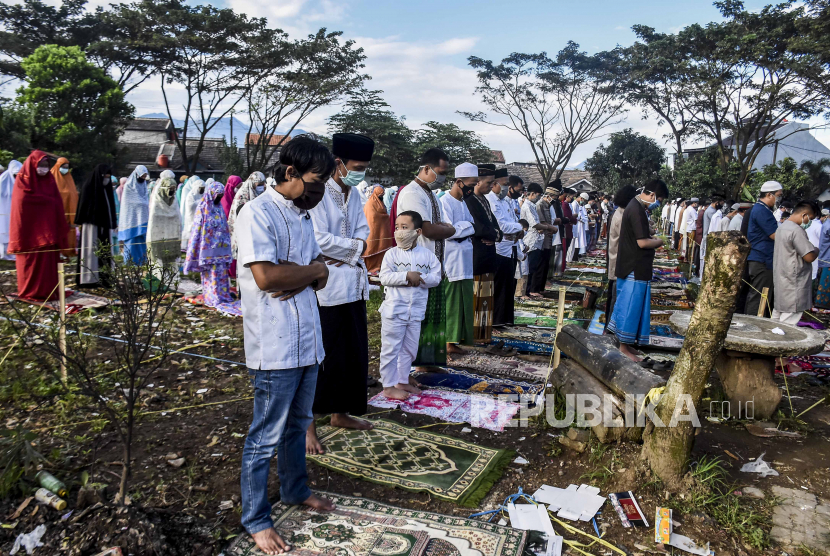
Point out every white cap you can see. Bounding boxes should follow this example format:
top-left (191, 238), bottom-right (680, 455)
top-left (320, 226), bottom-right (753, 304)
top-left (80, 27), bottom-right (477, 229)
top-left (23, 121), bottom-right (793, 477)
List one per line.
top-left (455, 162), bottom-right (478, 178)
top-left (731, 203), bottom-right (741, 211)
top-left (676, 197), bottom-right (681, 202)
top-left (580, 192), bottom-right (590, 200)
top-left (823, 208), bottom-right (830, 216)
top-left (691, 197), bottom-right (699, 203)
top-left (760, 180), bottom-right (783, 193)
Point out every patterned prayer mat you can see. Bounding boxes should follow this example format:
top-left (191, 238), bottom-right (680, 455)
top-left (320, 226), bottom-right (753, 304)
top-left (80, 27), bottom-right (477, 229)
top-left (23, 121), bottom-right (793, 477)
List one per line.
top-left (306, 421), bottom-right (515, 508)
top-left (5, 290), bottom-right (116, 314)
top-left (184, 294), bottom-right (242, 318)
top-left (368, 389), bottom-right (521, 432)
top-left (225, 492), bottom-right (527, 556)
top-left (448, 353), bottom-right (552, 382)
top-left (490, 338), bottom-right (553, 354)
top-left (493, 327), bottom-right (556, 344)
top-left (413, 368), bottom-right (545, 397)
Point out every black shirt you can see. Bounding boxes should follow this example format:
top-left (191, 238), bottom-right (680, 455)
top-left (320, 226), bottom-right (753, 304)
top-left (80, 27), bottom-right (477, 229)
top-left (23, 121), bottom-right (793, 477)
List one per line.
top-left (465, 194), bottom-right (503, 275)
top-left (616, 197), bottom-right (654, 281)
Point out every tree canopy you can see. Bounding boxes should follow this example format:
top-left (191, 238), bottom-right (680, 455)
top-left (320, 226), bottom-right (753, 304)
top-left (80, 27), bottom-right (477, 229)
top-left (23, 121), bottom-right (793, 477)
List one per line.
top-left (585, 129), bottom-right (666, 193)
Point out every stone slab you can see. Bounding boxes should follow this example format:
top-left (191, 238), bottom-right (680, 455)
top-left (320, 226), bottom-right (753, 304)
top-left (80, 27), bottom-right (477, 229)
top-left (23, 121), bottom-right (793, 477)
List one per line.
top-left (668, 311), bottom-right (825, 357)
top-left (769, 486), bottom-right (830, 552)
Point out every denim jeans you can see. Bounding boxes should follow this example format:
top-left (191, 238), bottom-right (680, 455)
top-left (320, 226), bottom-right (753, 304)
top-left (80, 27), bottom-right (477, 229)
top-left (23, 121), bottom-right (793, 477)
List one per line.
top-left (240, 364), bottom-right (318, 535)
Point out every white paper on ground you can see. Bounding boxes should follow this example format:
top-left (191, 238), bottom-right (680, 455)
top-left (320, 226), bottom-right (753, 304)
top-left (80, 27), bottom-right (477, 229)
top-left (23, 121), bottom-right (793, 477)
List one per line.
top-left (531, 484), bottom-right (605, 521)
top-left (545, 535), bottom-right (564, 556)
top-left (669, 533), bottom-right (714, 556)
top-left (740, 452), bottom-right (779, 477)
top-left (507, 503), bottom-right (555, 538)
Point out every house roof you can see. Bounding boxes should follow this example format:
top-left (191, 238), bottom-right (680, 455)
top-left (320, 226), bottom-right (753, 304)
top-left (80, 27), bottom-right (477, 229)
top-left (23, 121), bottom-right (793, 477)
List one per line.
top-left (721, 121), bottom-right (789, 149)
top-left (246, 133), bottom-right (291, 146)
top-left (490, 150), bottom-right (506, 164)
top-left (117, 138), bottom-right (228, 177)
top-left (496, 163), bottom-right (595, 190)
top-left (125, 117), bottom-right (173, 132)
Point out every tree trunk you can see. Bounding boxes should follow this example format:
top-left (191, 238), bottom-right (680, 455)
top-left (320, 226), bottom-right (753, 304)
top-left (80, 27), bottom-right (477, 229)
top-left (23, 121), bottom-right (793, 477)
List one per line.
top-left (641, 231), bottom-right (750, 488)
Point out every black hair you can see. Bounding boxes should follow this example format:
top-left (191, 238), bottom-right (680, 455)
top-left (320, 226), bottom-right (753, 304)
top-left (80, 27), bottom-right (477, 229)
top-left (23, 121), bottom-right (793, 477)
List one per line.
top-left (781, 210), bottom-right (791, 220)
top-left (822, 199), bottom-right (830, 210)
top-left (397, 210), bottom-right (423, 229)
top-left (527, 182), bottom-right (543, 194)
top-left (421, 148), bottom-right (449, 168)
top-left (613, 184), bottom-right (637, 208)
top-left (793, 200), bottom-right (819, 217)
top-left (642, 178), bottom-right (669, 198)
top-left (519, 218), bottom-right (529, 228)
top-left (274, 136), bottom-right (336, 183)
top-left (508, 175), bottom-right (524, 187)
top-left (781, 200), bottom-right (794, 209)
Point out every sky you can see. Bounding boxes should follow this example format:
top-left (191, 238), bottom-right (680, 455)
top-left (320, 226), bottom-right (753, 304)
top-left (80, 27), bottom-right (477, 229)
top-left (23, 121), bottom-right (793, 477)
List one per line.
top-left (96, 0), bottom-right (830, 166)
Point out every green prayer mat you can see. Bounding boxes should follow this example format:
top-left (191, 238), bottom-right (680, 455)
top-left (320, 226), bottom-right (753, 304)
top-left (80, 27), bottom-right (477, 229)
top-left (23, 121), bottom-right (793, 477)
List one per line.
top-left (414, 285), bottom-right (447, 365)
top-left (308, 419), bottom-right (514, 508)
top-left (225, 492), bottom-right (528, 556)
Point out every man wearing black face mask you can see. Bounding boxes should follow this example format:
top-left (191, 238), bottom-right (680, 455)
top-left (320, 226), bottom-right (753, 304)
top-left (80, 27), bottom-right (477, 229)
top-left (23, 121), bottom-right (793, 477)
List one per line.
top-left (487, 170), bottom-right (524, 326)
top-left (234, 137), bottom-right (336, 555)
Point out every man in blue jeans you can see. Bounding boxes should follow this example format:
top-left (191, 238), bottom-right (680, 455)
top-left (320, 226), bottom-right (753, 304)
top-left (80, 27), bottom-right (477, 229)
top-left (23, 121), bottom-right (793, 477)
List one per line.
top-left (234, 137), bottom-right (337, 555)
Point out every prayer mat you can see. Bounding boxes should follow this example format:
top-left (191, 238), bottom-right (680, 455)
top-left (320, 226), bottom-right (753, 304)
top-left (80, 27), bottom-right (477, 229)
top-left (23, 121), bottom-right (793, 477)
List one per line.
top-left (413, 368), bottom-right (545, 397)
top-left (5, 289), bottom-right (116, 314)
top-left (224, 491), bottom-right (528, 554)
top-left (448, 353), bottom-right (551, 382)
top-left (307, 421), bottom-right (516, 507)
top-left (493, 326), bottom-right (556, 344)
top-left (184, 294), bottom-right (242, 318)
top-left (414, 284), bottom-right (447, 366)
top-left (489, 338), bottom-right (553, 355)
top-left (368, 389), bottom-right (521, 432)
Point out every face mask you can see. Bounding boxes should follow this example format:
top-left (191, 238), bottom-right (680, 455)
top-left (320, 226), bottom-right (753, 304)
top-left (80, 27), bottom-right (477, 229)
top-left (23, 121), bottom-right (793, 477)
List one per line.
top-left (509, 189), bottom-right (522, 200)
top-left (421, 167), bottom-right (446, 190)
top-left (394, 229), bottom-right (419, 250)
top-left (256, 185), bottom-right (265, 194)
top-left (497, 188), bottom-right (508, 200)
top-left (461, 183), bottom-right (475, 198)
top-left (774, 196), bottom-right (782, 208)
top-left (293, 177), bottom-right (326, 211)
top-left (338, 163), bottom-right (365, 187)
top-left (801, 216), bottom-right (811, 230)
top-left (59, 167), bottom-right (70, 175)
top-left (214, 194), bottom-right (223, 205)
top-left (648, 201), bottom-right (660, 210)
top-left (36, 167), bottom-right (49, 176)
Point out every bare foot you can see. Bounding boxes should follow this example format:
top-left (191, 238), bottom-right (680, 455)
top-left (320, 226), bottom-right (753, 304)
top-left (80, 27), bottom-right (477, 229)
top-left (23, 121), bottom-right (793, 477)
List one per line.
top-left (398, 382), bottom-right (421, 394)
top-left (251, 528), bottom-right (290, 555)
top-left (529, 293), bottom-right (543, 298)
top-left (306, 424), bottom-right (324, 455)
top-left (619, 343), bottom-right (643, 362)
top-left (330, 413), bottom-right (374, 430)
top-left (382, 386), bottom-right (411, 400)
top-left (303, 493), bottom-right (335, 512)
top-left (408, 375), bottom-right (420, 387)
top-left (446, 343), bottom-right (465, 354)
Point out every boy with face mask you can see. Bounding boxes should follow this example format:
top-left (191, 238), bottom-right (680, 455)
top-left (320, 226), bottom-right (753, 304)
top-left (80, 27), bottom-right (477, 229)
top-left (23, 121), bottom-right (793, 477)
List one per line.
top-left (378, 211), bottom-right (442, 400)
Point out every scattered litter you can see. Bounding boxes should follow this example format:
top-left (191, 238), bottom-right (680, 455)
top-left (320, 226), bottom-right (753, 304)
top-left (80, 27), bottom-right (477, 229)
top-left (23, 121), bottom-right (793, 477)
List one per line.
top-left (167, 457), bottom-right (186, 468)
top-left (219, 500), bottom-right (234, 510)
top-left (61, 510), bottom-right (73, 521)
top-left (9, 524), bottom-right (46, 555)
top-left (740, 452), bottom-right (779, 477)
top-left (518, 437), bottom-right (526, 441)
top-left (724, 450), bottom-right (740, 461)
top-left (513, 456), bottom-right (529, 465)
top-left (771, 327), bottom-right (785, 336)
top-left (91, 548), bottom-right (123, 556)
top-left (740, 486), bottom-right (765, 499)
top-left (231, 432), bottom-right (245, 438)
top-left (34, 488), bottom-right (66, 510)
top-left (461, 427), bottom-right (472, 433)
top-left (655, 507), bottom-right (713, 555)
top-left (207, 436), bottom-right (219, 447)
top-left (608, 491), bottom-right (648, 527)
top-left (9, 497), bottom-right (33, 520)
top-left (533, 484), bottom-right (605, 522)
top-left (745, 422), bottom-right (801, 438)
top-left (507, 503), bottom-right (555, 536)
top-left (196, 388), bottom-right (208, 394)
top-left (497, 518), bottom-right (507, 526)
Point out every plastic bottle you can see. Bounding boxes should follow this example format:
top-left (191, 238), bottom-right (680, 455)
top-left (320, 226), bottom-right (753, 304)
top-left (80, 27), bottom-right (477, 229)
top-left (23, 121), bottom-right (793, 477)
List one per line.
top-left (34, 487), bottom-right (67, 510)
top-left (35, 470), bottom-right (67, 498)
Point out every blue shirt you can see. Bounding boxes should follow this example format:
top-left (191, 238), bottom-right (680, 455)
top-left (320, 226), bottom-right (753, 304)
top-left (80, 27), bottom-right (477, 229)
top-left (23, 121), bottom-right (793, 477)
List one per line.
top-left (746, 201), bottom-right (778, 269)
top-left (819, 218), bottom-right (830, 269)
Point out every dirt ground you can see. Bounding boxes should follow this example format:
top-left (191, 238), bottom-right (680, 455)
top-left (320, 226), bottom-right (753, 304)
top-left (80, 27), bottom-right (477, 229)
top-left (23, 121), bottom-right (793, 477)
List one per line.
top-left (1, 259), bottom-right (829, 556)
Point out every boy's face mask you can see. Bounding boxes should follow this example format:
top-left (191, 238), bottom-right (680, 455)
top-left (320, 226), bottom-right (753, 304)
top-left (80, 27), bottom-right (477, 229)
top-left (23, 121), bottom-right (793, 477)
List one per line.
top-left (394, 229), bottom-right (419, 250)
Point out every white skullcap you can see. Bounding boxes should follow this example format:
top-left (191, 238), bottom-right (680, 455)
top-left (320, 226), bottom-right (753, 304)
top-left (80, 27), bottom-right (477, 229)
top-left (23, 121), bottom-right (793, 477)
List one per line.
top-left (160, 169), bottom-right (175, 179)
top-left (760, 180), bottom-right (783, 193)
top-left (580, 192), bottom-right (590, 200)
top-left (676, 197), bottom-right (681, 202)
top-left (731, 203), bottom-right (741, 211)
top-left (454, 162), bottom-right (478, 178)
top-left (823, 208), bottom-right (830, 216)
top-left (690, 197), bottom-right (699, 203)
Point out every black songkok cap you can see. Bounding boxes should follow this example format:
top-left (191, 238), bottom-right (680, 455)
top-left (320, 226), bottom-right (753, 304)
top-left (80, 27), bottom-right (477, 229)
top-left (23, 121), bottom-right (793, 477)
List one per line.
top-left (550, 178), bottom-right (562, 191)
top-left (494, 167), bottom-right (508, 179)
top-left (332, 133), bottom-right (375, 161)
top-left (477, 163), bottom-right (496, 176)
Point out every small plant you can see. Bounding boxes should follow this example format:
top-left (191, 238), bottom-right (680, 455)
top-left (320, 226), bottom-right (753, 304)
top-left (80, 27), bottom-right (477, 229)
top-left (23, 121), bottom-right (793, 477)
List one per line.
top-left (0, 426), bottom-right (47, 498)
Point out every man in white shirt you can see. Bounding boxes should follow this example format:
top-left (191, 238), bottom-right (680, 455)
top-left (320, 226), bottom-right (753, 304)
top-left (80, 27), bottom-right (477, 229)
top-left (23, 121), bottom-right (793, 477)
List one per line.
top-left (440, 163), bottom-right (477, 354)
top-left (522, 183), bottom-right (557, 297)
top-left (683, 198), bottom-right (700, 262)
top-left (235, 137), bottom-right (335, 554)
top-left (487, 170), bottom-right (524, 326)
top-left (393, 148), bottom-right (456, 365)
top-left (306, 133), bottom-right (374, 455)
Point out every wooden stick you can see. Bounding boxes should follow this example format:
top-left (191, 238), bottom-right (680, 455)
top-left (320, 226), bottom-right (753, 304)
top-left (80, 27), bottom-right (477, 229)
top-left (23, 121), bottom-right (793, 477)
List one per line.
top-left (58, 262), bottom-right (66, 383)
top-left (757, 287), bottom-right (769, 317)
top-left (553, 286), bottom-right (566, 370)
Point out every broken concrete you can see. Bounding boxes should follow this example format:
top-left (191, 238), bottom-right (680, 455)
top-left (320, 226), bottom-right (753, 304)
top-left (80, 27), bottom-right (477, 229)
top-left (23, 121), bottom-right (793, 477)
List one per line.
top-left (769, 486), bottom-right (830, 552)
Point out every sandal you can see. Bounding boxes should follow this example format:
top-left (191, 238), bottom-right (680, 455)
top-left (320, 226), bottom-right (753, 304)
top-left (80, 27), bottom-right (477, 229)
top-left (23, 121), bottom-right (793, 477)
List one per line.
top-left (651, 360), bottom-right (674, 372)
top-left (638, 357), bottom-right (655, 369)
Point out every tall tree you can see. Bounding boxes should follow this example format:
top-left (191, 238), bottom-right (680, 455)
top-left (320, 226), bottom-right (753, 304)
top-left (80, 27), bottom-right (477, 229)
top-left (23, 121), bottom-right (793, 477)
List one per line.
top-left (243, 28), bottom-right (366, 175)
top-left (461, 43), bottom-right (626, 186)
top-left (675, 1), bottom-right (830, 198)
top-left (585, 128), bottom-right (665, 192)
top-left (153, 0), bottom-right (284, 174)
top-left (327, 88), bottom-right (416, 184)
top-left (0, 0), bottom-right (101, 81)
top-left (413, 121), bottom-right (492, 165)
top-left (799, 157), bottom-right (830, 197)
top-left (18, 44), bottom-right (133, 171)
top-left (619, 27), bottom-right (698, 161)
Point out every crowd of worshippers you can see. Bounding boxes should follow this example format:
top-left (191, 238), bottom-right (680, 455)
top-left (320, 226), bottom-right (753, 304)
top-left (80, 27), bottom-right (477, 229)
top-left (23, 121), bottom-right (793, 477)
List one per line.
top-left (658, 182), bottom-right (824, 327)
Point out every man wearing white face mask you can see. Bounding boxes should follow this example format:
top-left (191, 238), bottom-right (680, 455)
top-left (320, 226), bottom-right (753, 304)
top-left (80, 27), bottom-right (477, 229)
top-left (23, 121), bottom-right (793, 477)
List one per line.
top-left (772, 201), bottom-right (819, 325)
top-left (307, 133), bottom-right (374, 455)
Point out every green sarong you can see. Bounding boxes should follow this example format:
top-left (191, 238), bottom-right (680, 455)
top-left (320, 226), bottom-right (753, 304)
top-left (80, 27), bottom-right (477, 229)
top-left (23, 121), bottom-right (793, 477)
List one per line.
top-left (443, 278), bottom-right (474, 346)
top-left (414, 284), bottom-right (446, 366)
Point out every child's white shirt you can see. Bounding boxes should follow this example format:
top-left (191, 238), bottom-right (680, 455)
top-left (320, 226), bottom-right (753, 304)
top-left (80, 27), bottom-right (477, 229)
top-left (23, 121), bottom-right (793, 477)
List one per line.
top-left (379, 244), bottom-right (442, 321)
